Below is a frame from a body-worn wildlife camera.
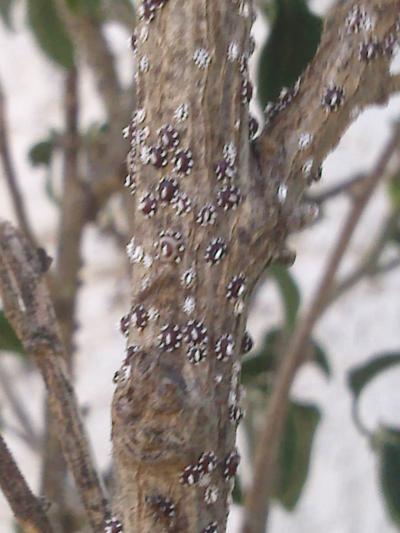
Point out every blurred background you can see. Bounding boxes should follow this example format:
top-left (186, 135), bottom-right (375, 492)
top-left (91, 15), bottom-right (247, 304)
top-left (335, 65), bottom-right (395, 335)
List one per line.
top-left (0, 0), bottom-right (400, 531)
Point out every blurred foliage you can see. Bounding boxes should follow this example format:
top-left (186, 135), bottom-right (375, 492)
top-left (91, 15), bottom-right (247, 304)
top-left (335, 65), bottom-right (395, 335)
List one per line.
top-left (0, 311), bottom-right (24, 355)
top-left (388, 172), bottom-right (400, 208)
top-left (258, 0), bottom-right (322, 106)
top-left (0, 0), bottom-right (14, 28)
top-left (29, 138), bottom-right (55, 167)
top-left (348, 352), bottom-right (400, 525)
top-left (349, 352), bottom-right (400, 402)
top-left (65, 0), bottom-right (101, 14)
top-left (269, 265), bottom-right (300, 332)
top-left (377, 426), bottom-right (400, 526)
top-left (273, 401), bottom-right (320, 510)
top-left (27, 0), bottom-right (74, 68)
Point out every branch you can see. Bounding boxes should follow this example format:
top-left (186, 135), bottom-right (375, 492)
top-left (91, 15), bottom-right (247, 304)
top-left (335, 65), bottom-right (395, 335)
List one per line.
top-left (40, 67), bottom-right (83, 525)
top-left (0, 433), bottom-right (53, 533)
top-left (0, 79), bottom-right (36, 246)
top-left (328, 205), bottom-right (400, 304)
top-left (252, 0), bottom-right (400, 244)
top-left (242, 123), bottom-right (400, 533)
top-left (0, 221), bottom-right (109, 531)
top-left (53, 0), bottom-right (122, 123)
top-left (308, 173), bottom-right (366, 204)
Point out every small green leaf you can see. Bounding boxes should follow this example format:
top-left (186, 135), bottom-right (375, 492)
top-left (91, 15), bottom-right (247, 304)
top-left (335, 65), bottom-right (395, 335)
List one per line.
top-left (377, 426), bottom-right (400, 526)
top-left (258, 0), bottom-right (322, 106)
top-left (273, 401), bottom-right (321, 510)
top-left (348, 353), bottom-right (400, 401)
top-left (312, 339), bottom-right (331, 379)
top-left (0, 311), bottom-right (24, 355)
top-left (269, 265), bottom-right (300, 331)
top-left (232, 475), bottom-right (243, 504)
top-left (27, 0), bottom-right (74, 68)
top-left (0, 0), bottom-right (14, 29)
top-left (28, 139), bottom-right (55, 167)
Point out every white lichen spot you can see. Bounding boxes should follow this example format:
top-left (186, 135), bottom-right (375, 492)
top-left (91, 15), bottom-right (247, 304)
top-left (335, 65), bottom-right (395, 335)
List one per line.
top-left (193, 47), bottom-right (211, 69)
top-left (183, 296), bottom-right (196, 315)
top-left (223, 142), bottom-right (237, 165)
top-left (298, 132), bottom-right (313, 150)
top-left (140, 145), bottom-right (152, 164)
top-left (139, 55), bottom-right (150, 73)
top-left (227, 41), bottom-right (240, 62)
top-left (141, 276), bottom-right (151, 291)
top-left (143, 254), bottom-right (153, 269)
top-left (122, 126), bottom-right (130, 139)
top-left (215, 374), bottom-right (223, 385)
top-left (205, 485), bottom-right (219, 505)
top-left (174, 103), bottom-right (189, 122)
top-left (277, 183), bottom-right (288, 204)
top-left (148, 307), bottom-right (160, 321)
top-left (134, 108), bottom-right (146, 124)
top-left (126, 238), bottom-right (144, 264)
top-left (302, 158), bottom-right (314, 177)
top-left (139, 25), bottom-right (149, 43)
top-left (239, 0), bottom-right (250, 17)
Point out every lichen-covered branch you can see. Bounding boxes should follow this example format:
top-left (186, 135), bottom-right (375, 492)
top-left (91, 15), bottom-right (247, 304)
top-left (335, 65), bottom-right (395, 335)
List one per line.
top-left (0, 433), bottom-right (53, 533)
top-left (251, 0), bottom-right (400, 247)
top-left (0, 221), bottom-right (109, 532)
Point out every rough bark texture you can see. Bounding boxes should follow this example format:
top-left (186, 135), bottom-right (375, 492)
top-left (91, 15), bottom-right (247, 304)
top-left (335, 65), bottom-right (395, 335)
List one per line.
top-left (111, 1), bottom-right (400, 532)
top-left (112, 2), bottom-right (256, 531)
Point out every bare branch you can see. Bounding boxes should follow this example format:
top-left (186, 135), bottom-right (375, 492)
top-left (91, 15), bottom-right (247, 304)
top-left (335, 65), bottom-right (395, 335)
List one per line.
top-left (242, 123), bottom-right (400, 533)
top-left (0, 79), bottom-right (36, 246)
top-left (308, 173), bottom-right (366, 204)
top-left (41, 67), bottom-right (83, 525)
top-left (0, 221), bottom-right (109, 531)
top-left (53, 0), bottom-right (122, 123)
top-left (0, 433), bottom-right (53, 533)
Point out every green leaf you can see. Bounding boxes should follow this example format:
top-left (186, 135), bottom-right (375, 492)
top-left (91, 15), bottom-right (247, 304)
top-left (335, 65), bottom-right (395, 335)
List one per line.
top-left (312, 339), bottom-right (331, 379)
top-left (241, 328), bottom-right (281, 384)
top-left (27, 0), bottom-right (74, 68)
top-left (377, 426), bottom-right (400, 526)
top-left (232, 475), bottom-right (244, 504)
top-left (348, 353), bottom-right (400, 401)
top-left (242, 329), bottom-right (330, 384)
top-left (0, 311), bottom-right (24, 355)
top-left (273, 401), bottom-right (321, 510)
top-left (28, 139), bottom-right (55, 167)
top-left (258, 0), bottom-right (322, 106)
top-left (0, 0), bottom-right (14, 29)
top-left (269, 265), bottom-right (300, 331)
top-left (65, 0), bottom-right (102, 14)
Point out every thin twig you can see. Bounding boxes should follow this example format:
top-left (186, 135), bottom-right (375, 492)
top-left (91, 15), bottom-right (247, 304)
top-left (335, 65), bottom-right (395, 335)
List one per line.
top-left (0, 433), bottom-right (53, 532)
top-left (0, 361), bottom-right (41, 452)
top-left (308, 173), bottom-right (366, 204)
top-left (0, 79), bottom-right (36, 246)
top-left (241, 123), bottom-right (400, 533)
top-left (0, 221), bottom-right (110, 531)
top-left (328, 206), bottom-right (400, 305)
top-left (41, 67), bottom-right (84, 525)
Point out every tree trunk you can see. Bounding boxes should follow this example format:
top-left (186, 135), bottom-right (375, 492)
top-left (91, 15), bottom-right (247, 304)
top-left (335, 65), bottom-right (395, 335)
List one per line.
top-left (112, 2), bottom-right (261, 531)
top-left (111, 1), bottom-right (400, 532)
